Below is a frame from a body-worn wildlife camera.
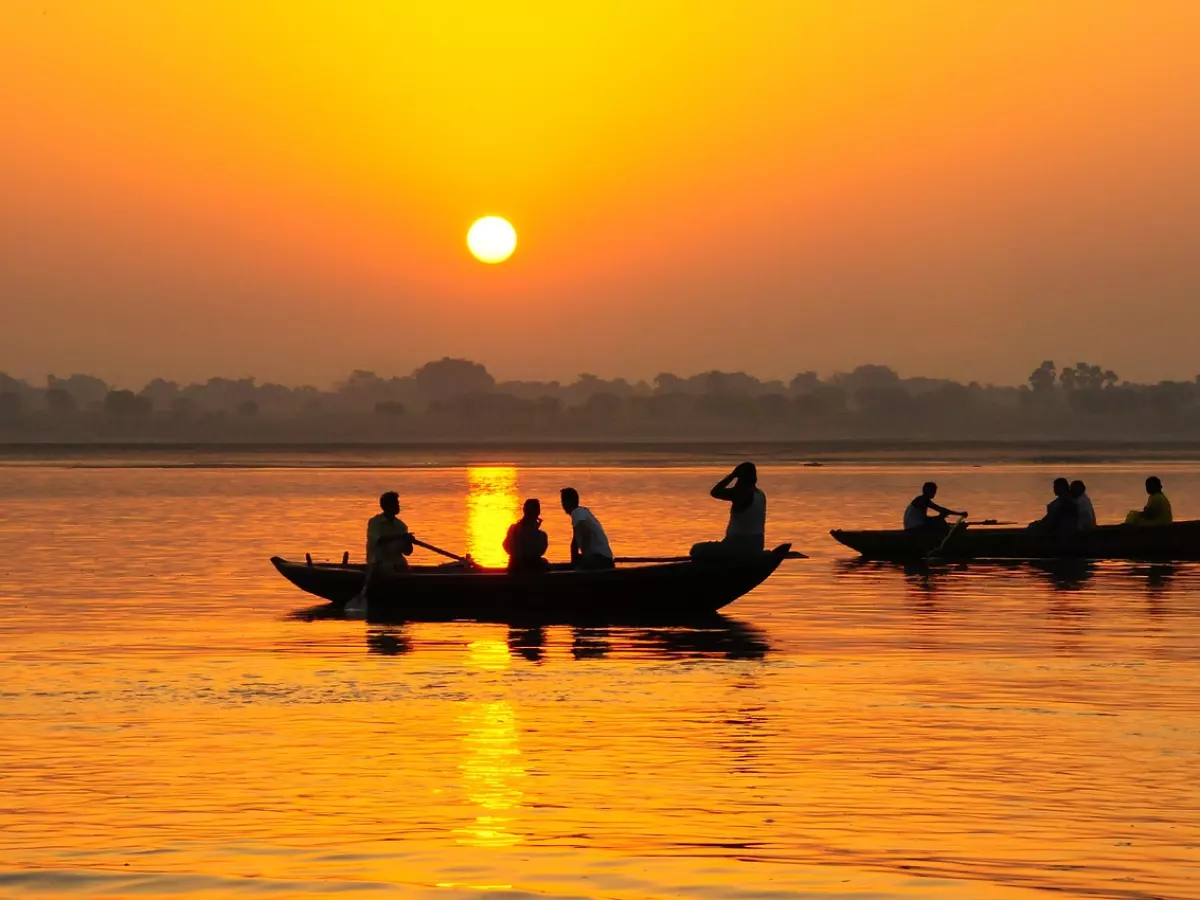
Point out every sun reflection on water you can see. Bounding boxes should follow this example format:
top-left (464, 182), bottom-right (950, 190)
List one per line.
top-left (466, 466), bottom-right (520, 568)
top-left (455, 700), bottom-right (525, 847)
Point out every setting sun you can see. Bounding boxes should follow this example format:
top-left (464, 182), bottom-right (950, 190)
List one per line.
top-left (467, 217), bottom-right (517, 264)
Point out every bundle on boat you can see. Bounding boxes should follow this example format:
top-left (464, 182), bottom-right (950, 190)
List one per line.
top-left (270, 543), bottom-right (795, 623)
top-left (830, 520), bottom-right (1200, 561)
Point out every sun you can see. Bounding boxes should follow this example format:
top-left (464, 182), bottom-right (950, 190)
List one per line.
top-left (467, 216), bottom-right (517, 264)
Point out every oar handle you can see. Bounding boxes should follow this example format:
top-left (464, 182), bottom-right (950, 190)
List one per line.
top-left (411, 536), bottom-right (468, 563)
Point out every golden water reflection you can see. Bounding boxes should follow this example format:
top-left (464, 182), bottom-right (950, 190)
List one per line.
top-left (455, 699), bottom-right (526, 847)
top-left (466, 466), bottom-right (520, 567)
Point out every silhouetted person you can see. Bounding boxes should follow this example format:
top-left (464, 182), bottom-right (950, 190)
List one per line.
top-left (560, 487), bottom-right (614, 569)
top-left (504, 498), bottom-right (550, 572)
top-left (352, 491), bottom-right (414, 607)
top-left (903, 482), bottom-right (966, 534)
top-left (1070, 480), bottom-right (1096, 530)
top-left (1031, 478), bottom-right (1078, 532)
top-left (1125, 476), bottom-right (1173, 526)
top-left (691, 462), bottom-right (766, 560)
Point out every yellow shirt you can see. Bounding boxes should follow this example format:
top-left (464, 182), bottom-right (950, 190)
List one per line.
top-left (1126, 491), bottom-right (1172, 527)
top-left (1143, 491), bottom-right (1172, 526)
top-left (366, 513), bottom-right (409, 563)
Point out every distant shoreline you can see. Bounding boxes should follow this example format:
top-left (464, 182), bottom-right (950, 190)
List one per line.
top-left (3, 439), bottom-right (1200, 468)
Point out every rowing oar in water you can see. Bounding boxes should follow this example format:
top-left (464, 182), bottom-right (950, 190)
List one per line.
top-left (927, 514), bottom-right (968, 560)
top-left (615, 550), bottom-right (807, 563)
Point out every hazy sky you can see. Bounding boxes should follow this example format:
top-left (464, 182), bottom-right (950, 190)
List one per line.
top-left (3, 1), bottom-right (1199, 388)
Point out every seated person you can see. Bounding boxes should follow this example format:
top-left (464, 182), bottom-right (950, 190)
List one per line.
top-left (560, 487), bottom-right (615, 569)
top-left (1125, 476), bottom-right (1172, 526)
top-left (1070, 480), bottom-right (1096, 530)
top-left (353, 491), bottom-right (414, 606)
top-left (691, 462), bottom-right (768, 560)
top-left (903, 482), bottom-right (966, 534)
top-left (504, 499), bottom-right (550, 572)
top-left (1030, 478), bottom-right (1078, 532)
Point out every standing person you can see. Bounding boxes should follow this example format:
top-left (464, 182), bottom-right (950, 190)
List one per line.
top-left (691, 462), bottom-right (767, 559)
top-left (504, 499), bottom-right (550, 572)
top-left (903, 482), bottom-right (967, 533)
top-left (560, 487), bottom-right (614, 569)
top-left (1070, 480), bottom-right (1096, 530)
top-left (1125, 476), bottom-right (1173, 526)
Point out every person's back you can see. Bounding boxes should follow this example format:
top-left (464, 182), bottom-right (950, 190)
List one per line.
top-left (724, 485), bottom-right (766, 552)
top-left (1039, 478), bottom-right (1078, 533)
top-left (505, 499), bottom-right (550, 572)
top-left (903, 482), bottom-right (964, 532)
top-left (560, 488), bottom-right (614, 569)
top-left (1070, 481), bottom-right (1096, 530)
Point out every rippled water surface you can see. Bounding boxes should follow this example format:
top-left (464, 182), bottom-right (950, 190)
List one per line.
top-left (1, 456), bottom-right (1198, 899)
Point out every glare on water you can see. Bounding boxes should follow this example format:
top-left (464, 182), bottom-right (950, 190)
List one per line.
top-left (0, 455), bottom-right (1198, 899)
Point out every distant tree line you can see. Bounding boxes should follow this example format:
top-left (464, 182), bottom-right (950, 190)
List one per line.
top-left (1, 358), bottom-right (1200, 441)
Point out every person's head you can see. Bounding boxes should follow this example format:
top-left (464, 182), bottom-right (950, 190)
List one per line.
top-left (1146, 476), bottom-right (1163, 495)
top-left (523, 498), bottom-right (541, 521)
top-left (379, 491), bottom-right (400, 517)
top-left (735, 462), bottom-right (758, 485)
top-left (1053, 477), bottom-right (1070, 498)
top-left (1070, 480), bottom-right (1086, 499)
top-left (560, 487), bottom-right (580, 513)
top-left (921, 481), bottom-right (938, 499)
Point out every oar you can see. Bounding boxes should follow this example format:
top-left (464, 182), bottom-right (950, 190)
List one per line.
top-left (927, 514), bottom-right (968, 559)
top-left (411, 536), bottom-right (470, 563)
top-left (615, 551), bottom-right (807, 563)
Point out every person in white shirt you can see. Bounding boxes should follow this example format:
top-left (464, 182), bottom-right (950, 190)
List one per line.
top-left (559, 487), bottom-right (614, 569)
top-left (1070, 480), bottom-right (1096, 530)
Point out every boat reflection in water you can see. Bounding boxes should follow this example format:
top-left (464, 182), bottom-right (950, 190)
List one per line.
top-left (357, 616), bottom-right (770, 661)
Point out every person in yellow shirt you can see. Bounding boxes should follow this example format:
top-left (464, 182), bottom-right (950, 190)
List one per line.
top-left (1124, 476), bottom-right (1173, 527)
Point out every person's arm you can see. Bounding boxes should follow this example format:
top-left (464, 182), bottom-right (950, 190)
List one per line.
top-left (535, 529), bottom-right (548, 557)
top-left (929, 501), bottom-right (967, 518)
top-left (570, 523), bottom-right (581, 561)
top-left (502, 524), bottom-right (515, 556)
top-left (710, 470), bottom-right (739, 501)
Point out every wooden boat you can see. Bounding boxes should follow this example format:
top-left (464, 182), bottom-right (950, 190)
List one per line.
top-left (830, 520), bottom-right (1200, 561)
top-left (270, 543), bottom-right (794, 623)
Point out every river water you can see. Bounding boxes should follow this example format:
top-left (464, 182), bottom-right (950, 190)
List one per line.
top-left (1, 454), bottom-right (1197, 899)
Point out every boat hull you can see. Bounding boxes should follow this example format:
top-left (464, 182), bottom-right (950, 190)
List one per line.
top-left (830, 520), bottom-right (1200, 561)
top-left (271, 544), bottom-right (792, 623)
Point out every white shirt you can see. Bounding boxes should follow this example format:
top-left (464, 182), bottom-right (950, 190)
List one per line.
top-left (1076, 493), bottom-right (1096, 530)
top-left (570, 506), bottom-right (613, 559)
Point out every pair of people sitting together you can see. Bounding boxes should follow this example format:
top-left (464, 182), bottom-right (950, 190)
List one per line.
top-left (503, 488), bottom-right (614, 572)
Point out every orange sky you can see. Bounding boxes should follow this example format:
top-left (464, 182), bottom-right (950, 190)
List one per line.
top-left (3, 1), bottom-right (1199, 387)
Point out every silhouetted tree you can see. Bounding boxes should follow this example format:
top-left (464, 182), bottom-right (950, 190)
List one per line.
top-left (45, 388), bottom-right (77, 415)
top-left (0, 393), bottom-right (20, 420)
top-left (414, 358), bottom-right (494, 402)
top-left (103, 390), bottom-right (151, 417)
top-left (1028, 361), bottom-right (1057, 393)
top-left (49, 374), bottom-right (108, 406)
top-left (237, 399), bottom-right (259, 417)
top-left (374, 400), bottom-right (406, 416)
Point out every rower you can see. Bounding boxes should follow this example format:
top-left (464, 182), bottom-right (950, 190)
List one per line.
top-left (691, 462), bottom-right (767, 560)
top-left (1125, 476), bottom-right (1172, 526)
top-left (351, 491), bottom-right (414, 608)
top-left (504, 499), bottom-right (550, 572)
top-left (560, 487), bottom-right (614, 569)
top-left (366, 491), bottom-right (413, 569)
top-left (903, 482), bottom-right (966, 534)
top-left (1070, 480), bottom-right (1096, 530)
